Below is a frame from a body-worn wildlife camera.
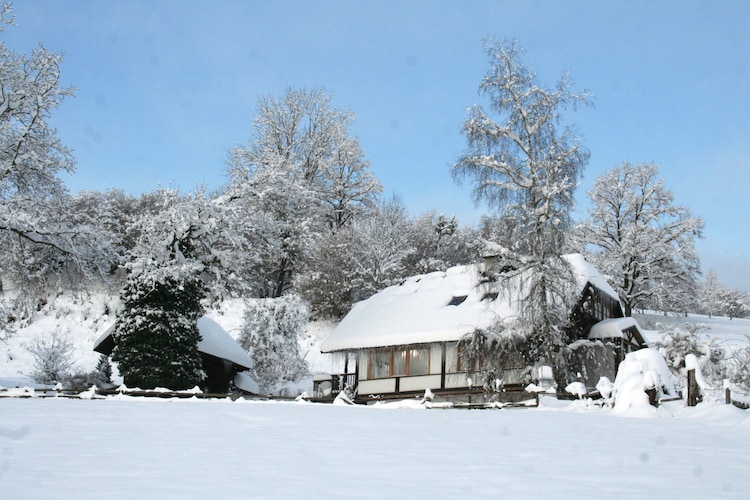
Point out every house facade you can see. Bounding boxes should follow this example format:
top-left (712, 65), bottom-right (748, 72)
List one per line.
top-left (319, 254), bottom-right (647, 403)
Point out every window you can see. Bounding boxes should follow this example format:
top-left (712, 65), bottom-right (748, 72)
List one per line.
top-left (448, 295), bottom-right (468, 306)
top-left (370, 351), bottom-right (390, 379)
top-left (408, 348), bottom-right (429, 375)
top-left (455, 342), bottom-right (481, 373)
top-left (481, 291), bottom-right (499, 301)
top-left (392, 350), bottom-right (407, 376)
top-left (368, 347), bottom-right (430, 378)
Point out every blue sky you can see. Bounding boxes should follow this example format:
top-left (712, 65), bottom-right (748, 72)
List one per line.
top-left (5, 1), bottom-right (750, 292)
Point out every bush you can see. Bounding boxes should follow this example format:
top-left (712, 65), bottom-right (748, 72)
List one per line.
top-left (25, 331), bottom-right (76, 385)
top-left (238, 294), bottom-right (309, 393)
top-left (653, 323), bottom-right (728, 388)
top-left (727, 345), bottom-right (750, 393)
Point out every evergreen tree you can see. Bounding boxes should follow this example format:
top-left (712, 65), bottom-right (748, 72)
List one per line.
top-left (94, 354), bottom-right (113, 388)
top-left (112, 275), bottom-right (205, 390)
top-left (110, 188), bottom-right (232, 391)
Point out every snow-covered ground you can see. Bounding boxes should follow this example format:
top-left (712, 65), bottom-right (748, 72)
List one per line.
top-left (2, 295), bottom-right (750, 497)
top-left (2, 395), bottom-right (749, 498)
top-left (636, 312), bottom-right (750, 354)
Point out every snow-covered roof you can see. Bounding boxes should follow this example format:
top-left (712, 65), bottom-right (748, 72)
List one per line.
top-left (588, 317), bottom-right (641, 340)
top-left (196, 317), bottom-right (253, 370)
top-left (93, 316), bottom-right (253, 370)
top-left (321, 254), bottom-right (618, 352)
top-left (562, 253), bottom-right (620, 301)
top-left (321, 265), bottom-right (513, 352)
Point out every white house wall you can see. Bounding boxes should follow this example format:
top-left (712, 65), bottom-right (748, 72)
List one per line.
top-left (358, 378), bottom-right (395, 394)
top-left (400, 374), bottom-right (442, 392)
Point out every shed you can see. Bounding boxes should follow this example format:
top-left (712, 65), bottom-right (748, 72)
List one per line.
top-left (94, 316), bottom-right (255, 394)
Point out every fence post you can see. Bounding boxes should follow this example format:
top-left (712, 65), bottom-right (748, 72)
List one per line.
top-left (724, 379), bottom-right (731, 405)
top-left (687, 369), bottom-right (699, 407)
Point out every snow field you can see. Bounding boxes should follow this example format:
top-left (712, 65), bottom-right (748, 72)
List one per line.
top-left (2, 396), bottom-right (749, 499)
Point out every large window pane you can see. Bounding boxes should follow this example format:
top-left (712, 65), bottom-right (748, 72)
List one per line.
top-left (392, 350), bottom-right (407, 376)
top-left (371, 351), bottom-right (390, 379)
top-left (408, 348), bottom-right (429, 375)
top-left (446, 343), bottom-right (458, 373)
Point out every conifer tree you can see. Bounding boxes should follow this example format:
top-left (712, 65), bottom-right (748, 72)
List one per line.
top-left (113, 275), bottom-right (205, 390)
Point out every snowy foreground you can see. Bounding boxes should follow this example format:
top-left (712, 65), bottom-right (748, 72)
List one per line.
top-left (2, 396), bottom-right (749, 499)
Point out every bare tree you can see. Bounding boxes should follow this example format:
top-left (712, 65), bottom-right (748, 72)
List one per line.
top-left (577, 162), bottom-right (704, 316)
top-left (1, 5), bottom-right (111, 326)
top-left (453, 38), bottom-right (590, 363)
top-left (226, 88), bottom-right (381, 297)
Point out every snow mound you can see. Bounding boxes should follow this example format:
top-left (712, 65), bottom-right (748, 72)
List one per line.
top-left (565, 381), bottom-right (587, 399)
top-left (612, 348), bottom-right (678, 417)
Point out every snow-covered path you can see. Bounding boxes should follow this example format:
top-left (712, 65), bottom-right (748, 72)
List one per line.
top-left (2, 397), bottom-right (749, 498)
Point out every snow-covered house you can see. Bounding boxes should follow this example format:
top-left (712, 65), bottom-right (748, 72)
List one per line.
top-left (94, 316), bottom-right (256, 394)
top-left (320, 254), bottom-right (647, 403)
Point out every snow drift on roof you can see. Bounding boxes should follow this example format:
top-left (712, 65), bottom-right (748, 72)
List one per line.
top-left (321, 254), bottom-right (617, 352)
top-left (321, 265), bottom-right (514, 352)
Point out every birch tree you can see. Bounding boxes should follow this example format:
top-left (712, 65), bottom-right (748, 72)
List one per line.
top-left (453, 38), bottom-right (590, 364)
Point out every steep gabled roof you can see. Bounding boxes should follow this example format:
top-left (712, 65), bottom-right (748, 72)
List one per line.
top-left (563, 253), bottom-right (620, 303)
top-left (321, 254), bottom-right (620, 353)
top-left (196, 317), bottom-right (254, 370)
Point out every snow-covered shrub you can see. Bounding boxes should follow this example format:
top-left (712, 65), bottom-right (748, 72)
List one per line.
top-left (94, 354), bottom-right (114, 388)
top-left (24, 330), bottom-right (76, 385)
top-left (727, 345), bottom-right (750, 393)
top-left (653, 323), bottom-right (728, 388)
top-left (566, 340), bottom-right (613, 389)
top-left (63, 369), bottom-right (98, 392)
top-left (238, 294), bottom-right (310, 394)
top-left (457, 327), bottom-right (534, 392)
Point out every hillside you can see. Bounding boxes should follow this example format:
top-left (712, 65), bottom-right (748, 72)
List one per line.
top-left (0, 292), bottom-right (338, 392)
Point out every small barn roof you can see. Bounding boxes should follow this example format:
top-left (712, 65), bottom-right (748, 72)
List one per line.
top-left (588, 317), bottom-right (640, 339)
top-left (588, 316), bottom-right (648, 347)
top-left (321, 254), bottom-right (619, 353)
top-left (93, 316), bottom-right (253, 370)
top-left (196, 317), bottom-right (253, 370)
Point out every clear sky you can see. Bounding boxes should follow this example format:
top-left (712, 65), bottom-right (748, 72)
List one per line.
top-left (5, 0), bottom-right (750, 292)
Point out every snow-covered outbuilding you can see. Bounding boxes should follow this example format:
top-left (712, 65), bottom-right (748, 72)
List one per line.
top-left (320, 254), bottom-right (647, 403)
top-left (94, 316), bottom-right (256, 394)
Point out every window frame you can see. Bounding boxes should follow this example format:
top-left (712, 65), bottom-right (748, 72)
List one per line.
top-left (368, 346), bottom-right (431, 379)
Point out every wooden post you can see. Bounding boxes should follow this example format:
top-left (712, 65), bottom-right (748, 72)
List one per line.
top-left (687, 369), bottom-right (699, 407)
top-left (724, 379), bottom-right (731, 405)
